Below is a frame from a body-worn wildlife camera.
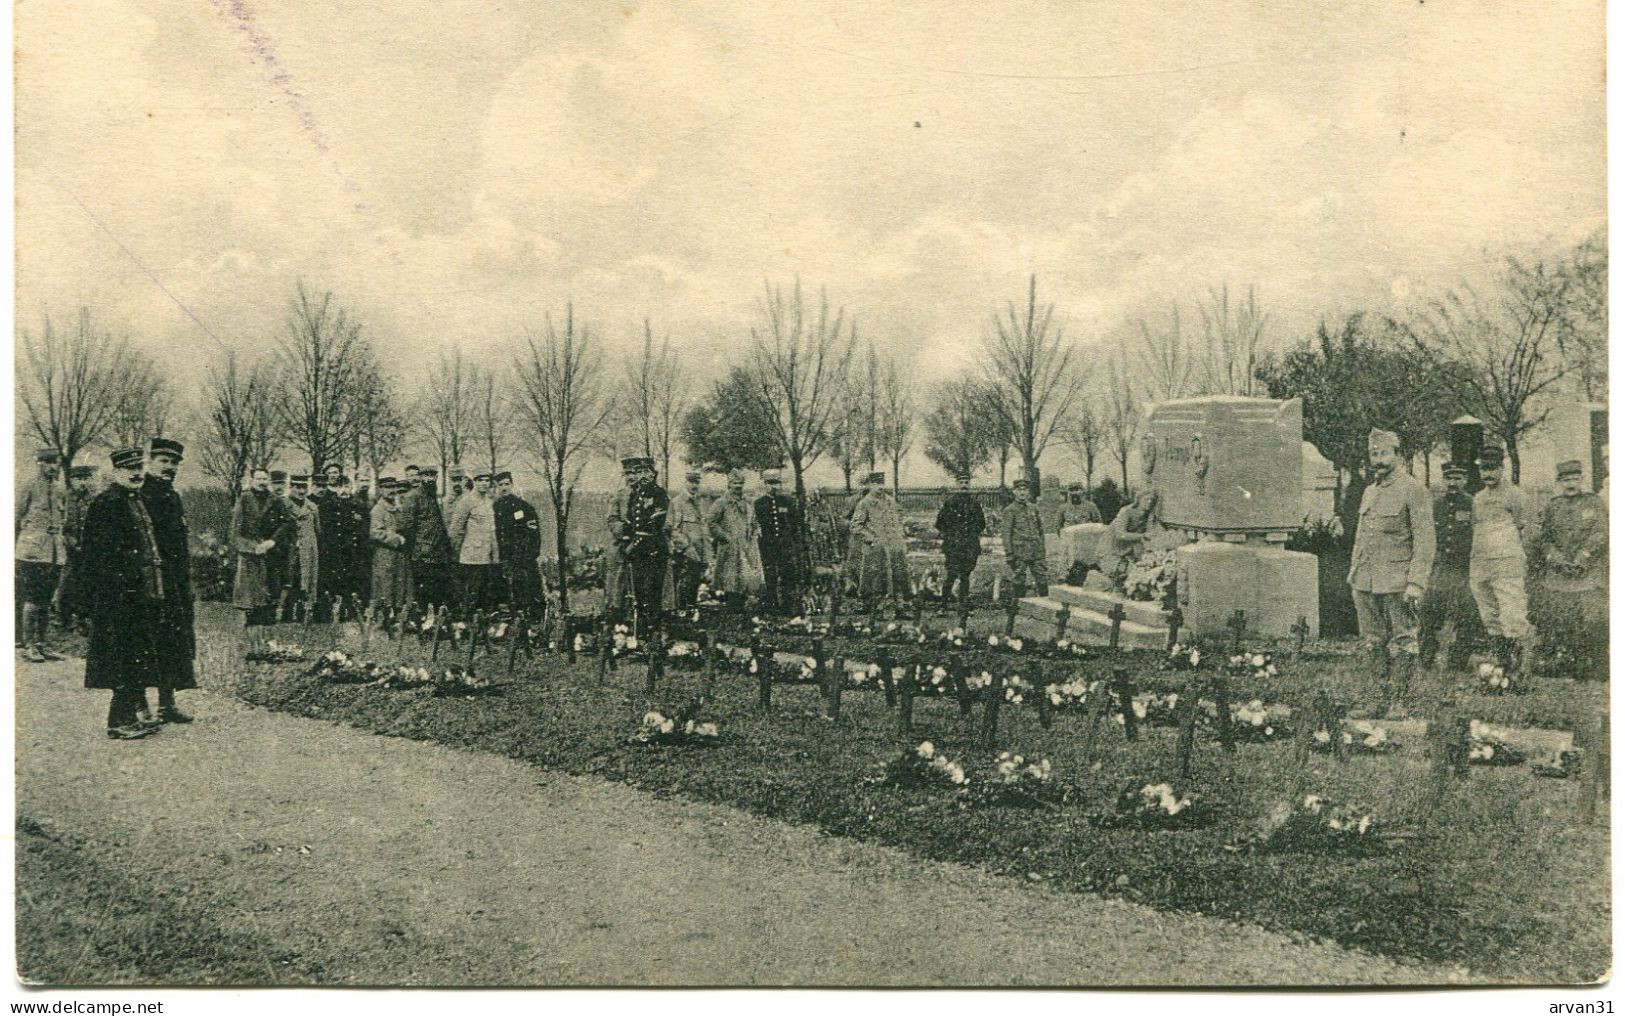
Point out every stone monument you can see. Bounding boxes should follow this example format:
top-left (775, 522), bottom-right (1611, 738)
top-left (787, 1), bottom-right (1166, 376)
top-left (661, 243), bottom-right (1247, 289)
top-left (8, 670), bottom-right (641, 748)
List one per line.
top-left (1030, 395), bottom-right (1319, 643)
top-left (1148, 396), bottom-right (1318, 638)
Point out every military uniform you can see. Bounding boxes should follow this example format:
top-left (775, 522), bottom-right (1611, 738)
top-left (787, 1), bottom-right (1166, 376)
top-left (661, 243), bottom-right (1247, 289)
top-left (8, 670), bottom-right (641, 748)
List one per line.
top-left (81, 449), bottom-right (168, 737)
top-left (233, 485), bottom-right (295, 626)
top-left (1417, 467), bottom-right (1484, 669)
top-left (404, 474), bottom-right (455, 610)
top-left (619, 458), bottom-right (670, 632)
top-left (140, 441), bottom-right (198, 703)
top-left (1469, 469), bottom-right (1530, 643)
top-left (369, 482), bottom-right (412, 610)
top-left (666, 474), bottom-right (709, 610)
top-left (1346, 430), bottom-right (1435, 706)
top-left (15, 450), bottom-right (65, 659)
top-left (935, 483), bottom-right (986, 604)
top-left (493, 475), bottom-right (545, 616)
top-left (851, 472), bottom-right (911, 604)
top-left (754, 473), bottom-right (804, 614)
top-left (449, 478), bottom-right (501, 615)
top-left (707, 480), bottom-right (762, 598)
top-left (54, 467), bottom-right (97, 628)
top-left (1001, 487), bottom-right (1048, 597)
top-left (1531, 460), bottom-right (1608, 679)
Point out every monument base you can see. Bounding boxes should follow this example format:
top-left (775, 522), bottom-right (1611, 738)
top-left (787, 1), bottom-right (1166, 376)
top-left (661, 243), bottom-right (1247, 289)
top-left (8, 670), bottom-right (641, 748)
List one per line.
top-left (1175, 541), bottom-right (1319, 639)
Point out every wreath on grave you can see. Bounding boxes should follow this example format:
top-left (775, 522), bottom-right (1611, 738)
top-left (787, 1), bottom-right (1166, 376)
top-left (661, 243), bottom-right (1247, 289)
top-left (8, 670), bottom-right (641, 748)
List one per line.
top-left (629, 703), bottom-right (721, 747)
top-left (1090, 782), bottom-right (1210, 830)
top-left (1243, 794), bottom-right (1388, 855)
top-left (1311, 720), bottom-right (1400, 755)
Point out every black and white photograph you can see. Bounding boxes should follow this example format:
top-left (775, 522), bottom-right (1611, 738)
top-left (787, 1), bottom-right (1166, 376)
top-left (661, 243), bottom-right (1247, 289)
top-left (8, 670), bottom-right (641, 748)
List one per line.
top-left (8, 0), bottom-right (1614, 1000)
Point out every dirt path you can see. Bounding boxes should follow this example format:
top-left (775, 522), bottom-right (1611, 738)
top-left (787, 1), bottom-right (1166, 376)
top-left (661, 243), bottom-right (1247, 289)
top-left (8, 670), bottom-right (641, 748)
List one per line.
top-left (16, 659), bottom-right (1467, 986)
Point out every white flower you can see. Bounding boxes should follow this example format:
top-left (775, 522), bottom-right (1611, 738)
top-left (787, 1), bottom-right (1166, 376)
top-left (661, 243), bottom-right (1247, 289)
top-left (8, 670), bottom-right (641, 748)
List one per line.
top-left (1313, 729), bottom-right (1331, 743)
top-left (866, 664), bottom-right (881, 678)
top-left (916, 741), bottom-right (935, 758)
top-left (643, 711), bottom-right (665, 726)
top-left (1189, 650), bottom-right (1201, 666)
top-left (1250, 654), bottom-right (1266, 668)
top-left (1356, 815), bottom-right (1372, 834)
top-left (1010, 638), bottom-right (1024, 651)
top-left (1302, 794), bottom-right (1324, 812)
top-left (1049, 692), bottom-right (1062, 706)
top-left (1470, 744), bottom-right (1494, 761)
top-left (988, 635), bottom-right (1000, 647)
top-left (1478, 662), bottom-right (1495, 678)
top-left (659, 720), bottom-right (675, 734)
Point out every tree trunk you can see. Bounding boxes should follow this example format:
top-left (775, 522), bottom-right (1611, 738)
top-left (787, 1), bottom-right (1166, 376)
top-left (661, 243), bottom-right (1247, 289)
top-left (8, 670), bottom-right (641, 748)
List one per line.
top-left (891, 452), bottom-right (903, 495)
top-left (1507, 434), bottom-right (1522, 486)
top-left (553, 481), bottom-right (571, 617)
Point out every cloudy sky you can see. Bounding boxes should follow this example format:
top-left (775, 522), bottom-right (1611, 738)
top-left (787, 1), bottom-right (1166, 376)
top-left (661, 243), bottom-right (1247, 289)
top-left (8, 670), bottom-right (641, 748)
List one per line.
top-left (15, 0), bottom-right (1605, 482)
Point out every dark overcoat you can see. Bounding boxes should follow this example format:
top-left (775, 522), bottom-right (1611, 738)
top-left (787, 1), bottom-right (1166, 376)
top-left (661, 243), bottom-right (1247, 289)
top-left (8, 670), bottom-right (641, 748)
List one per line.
top-left (232, 488), bottom-right (294, 611)
top-left (80, 486), bottom-right (166, 691)
top-left (141, 476), bottom-right (199, 689)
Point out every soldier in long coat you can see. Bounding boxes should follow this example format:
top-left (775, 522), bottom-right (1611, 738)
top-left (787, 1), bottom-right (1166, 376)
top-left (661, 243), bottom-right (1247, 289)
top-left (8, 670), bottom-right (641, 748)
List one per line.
top-left (1531, 458), bottom-right (1609, 680)
top-left (935, 472), bottom-right (986, 606)
top-left (406, 471), bottom-right (455, 610)
top-left (81, 448), bottom-right (165, 739)
top-left (708, 470), bottom-right (762, 600)
top-left (369, 478), bottom-right (411, 610)
top-left (286, 475), bottom-right (321, 617)
top-left (232, 467), bottom-right (295, 628)
top-left (141, 437), bottom-right (199, 720)
top-left (851, 472), bottom-right (911, 608)
top-left (666, 470), bottom-right (709, 610)
top-left (1347, 429), bottom-right (1435, 713)
top-left (603, 466), bottom-right (634, 620)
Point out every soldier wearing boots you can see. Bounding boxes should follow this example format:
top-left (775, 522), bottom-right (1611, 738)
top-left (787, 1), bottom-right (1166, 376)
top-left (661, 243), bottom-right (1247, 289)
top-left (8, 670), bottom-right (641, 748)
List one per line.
top-left (1531, 459), bottom-right (1609, 680)
top-left (1001, 477), bottom-right (1048, 599)
top-left (620, 457), bottom-right (670, 634)
top-left (1347, 429), bottom-right (1434, 715)
top-left (1418, 461), bottom-right (1484, 670)
top-left (935, 472), bottom-right (986, 607)
top-left (15, 448), bottom-right (65, 663)
top-left (141, 437), bottom-right (199, 723)
top-left (1469, 446), bottom-right (1531, 683)
top-left (754, 470), bottom-right (804, 615)
top-left (53, 464), bottom-right (99, 632)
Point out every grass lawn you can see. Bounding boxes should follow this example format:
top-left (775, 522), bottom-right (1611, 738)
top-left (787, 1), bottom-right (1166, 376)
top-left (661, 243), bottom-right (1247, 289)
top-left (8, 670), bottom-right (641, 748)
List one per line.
top-left (206, 603), bottom-right (1608, 984)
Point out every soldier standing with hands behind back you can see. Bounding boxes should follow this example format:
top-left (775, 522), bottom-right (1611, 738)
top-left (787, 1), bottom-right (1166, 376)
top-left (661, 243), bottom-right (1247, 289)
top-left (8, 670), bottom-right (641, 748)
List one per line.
top-left (1531, 458), bottom-right (1608, 680)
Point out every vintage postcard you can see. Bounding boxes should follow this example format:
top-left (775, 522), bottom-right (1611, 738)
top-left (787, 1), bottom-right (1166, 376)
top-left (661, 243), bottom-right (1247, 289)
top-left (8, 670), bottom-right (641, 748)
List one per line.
top-left (11, 0), bottom-right (1609, 998)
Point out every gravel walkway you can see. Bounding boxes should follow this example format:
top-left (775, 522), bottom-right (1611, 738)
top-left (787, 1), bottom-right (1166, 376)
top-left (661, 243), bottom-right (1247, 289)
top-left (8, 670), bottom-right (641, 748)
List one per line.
top-left (16, 659), bottom-right (1469, 986)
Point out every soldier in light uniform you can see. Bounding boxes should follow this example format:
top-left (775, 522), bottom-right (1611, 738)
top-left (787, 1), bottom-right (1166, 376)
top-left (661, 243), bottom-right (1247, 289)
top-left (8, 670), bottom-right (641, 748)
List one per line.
top-left (1001, 477), bottom-right (1048, 599)
top-left (754, 469), bottom-right (804, 615)
top-left (1468, 446), bottom-right (1531, 681)
top-left (707, 470), bottom-right (762, 602)
top-left (15, 449), bottom-right (65, 662)
top-left (286, 474), bottom-right (320, 619)
top-left (1531, 459), bottom-right (1608, 680)
top-left (851, 471), bottom-right (912, 612)
top-left (666, 469), bottom-right (709, 610)
top-left (449, 472), bottom-right (501, 616)
top-left (1418, 461), bottom-right (1484, 671)
top-left (369, 478), bottom-right (412, 611)
top-left (603, 460), bottom-right (636, 622)
top-left (1346, 428), bottom-right (1434, 714)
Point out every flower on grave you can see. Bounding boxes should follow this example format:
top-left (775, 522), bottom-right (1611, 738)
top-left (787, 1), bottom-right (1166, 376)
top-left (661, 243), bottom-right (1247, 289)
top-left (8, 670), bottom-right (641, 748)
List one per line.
top-left (1477, 662), bottom-right (1495, 678)
top-left (1250, 654), bottom-right (1265, 668)
top-left (866, 663), bottom-right (882, 679)
top-left (625, 635), bottom-right (639, 651)
top-left (748, 658), bottom-right (759, 675)
top-left (572, 633), bottom-right (586, 653)
top-left (916, 740), bottom-right (935, 758)
top-left (930, 666), bottom-right (948, 685)
top-left (1302, 794), bottom-right (1325, 812)
top-left (1470, 743), bottom-right (1495, 761)
top-left (885, 622), bottom-right (898, 632)
top-left (1313, 728), bottom-right (1331, 744)
top-left (1009, 638), bottom-right (1025, 652)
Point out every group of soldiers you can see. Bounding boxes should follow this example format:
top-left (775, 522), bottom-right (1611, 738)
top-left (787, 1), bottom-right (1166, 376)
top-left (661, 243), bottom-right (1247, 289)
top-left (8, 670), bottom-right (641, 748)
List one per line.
top-left (1349, 428), bottom-right (1608, 715)
top-left (228, 462), bottom-right (547, 626)
top-left (603, 458), bottom-right (809, 633)
top-left (15, 441), bottom-right (197, 740)
top-left (605, 459), bottom-right (1068, 636)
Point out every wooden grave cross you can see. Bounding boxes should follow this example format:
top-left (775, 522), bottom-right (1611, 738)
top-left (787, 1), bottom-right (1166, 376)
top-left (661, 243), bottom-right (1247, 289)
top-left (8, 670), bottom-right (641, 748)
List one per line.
top-left (1107, 602), bottom-right (1127, 651)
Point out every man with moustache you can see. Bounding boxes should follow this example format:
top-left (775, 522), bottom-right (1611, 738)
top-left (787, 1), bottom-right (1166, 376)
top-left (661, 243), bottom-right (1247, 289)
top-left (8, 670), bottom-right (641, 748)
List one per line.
top-left (1417, 461), bottom-right (1483, 671)
top-left (1531, 458), bottom-right (1609, 680)
top-left (449, 471), bottom-right (502, 616)
top-left (1469, 446), bottom-right (1532, 682)
top-left (369, 477), bottom-right (412, 611)
top-left (1347, 428), bottom-right (1435, 716)
top-left (232, 466), bottom-right (294, 632)
top-left (140, 437), bottom-right (200, 722)
top-left (754, 469), bottom-right (804, 615)
top-left (81, 448), bottom-right (166, 739)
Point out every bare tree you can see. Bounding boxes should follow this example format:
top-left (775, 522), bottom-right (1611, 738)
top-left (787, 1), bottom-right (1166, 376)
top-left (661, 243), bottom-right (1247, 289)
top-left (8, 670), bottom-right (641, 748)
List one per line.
top-left (828, 380), bottom-right (868, 492)
top-left (1557, 231), bottom-right (1607, 401)
top-left (1197, 283), bottom-right (1270, 396)
top-left (195, 351), bottom-right (279, 497)
top-left (100, 353), bottom-right (172, 451)
top-left (273, 281), bottom-right (370, 473)
top-left (352, 354), bottom-right (408, 486)
top-left (512, 304), bottom-right (614, 616)
top-left (1134, 303), bottom-right (1197, 402)
top-left (618, 320), bottom-right (689, 481)
top-left (468, 363), bottom-right (514, 476)
top-left (1408, 256), bottom-right (1579, 483)
top-left (412, 348), bottom-right (479, 495)
top-left (16, 308), bottom-right (146, 466)
top-left (873, 354), bottom-right (914, 493)
top-left (1104, 346), bottom-right (1140, 492)
top-left (747, 279), bottom-right (856, 507)
top-left (922, 376), bottom-right (996, 482)
top-left (1060, 398), bottom-right (1105, 490)
top-left (981, 274), bottom-right (1085, 489)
